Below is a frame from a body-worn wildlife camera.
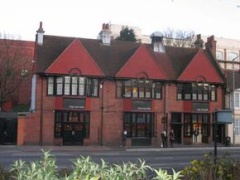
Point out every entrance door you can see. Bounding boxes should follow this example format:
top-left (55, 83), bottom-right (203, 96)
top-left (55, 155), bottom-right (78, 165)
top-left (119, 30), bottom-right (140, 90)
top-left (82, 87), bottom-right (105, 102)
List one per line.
top-left (192, 123), bottom-right (202, 144)
top-left (62, 122), bottom-right (84, 145)
top-left (171, 124), bottom-right (182, 144)
top-left (0, 117), bottom-right (17, 145)
top-left (212, 124), bottom-right (225, 143)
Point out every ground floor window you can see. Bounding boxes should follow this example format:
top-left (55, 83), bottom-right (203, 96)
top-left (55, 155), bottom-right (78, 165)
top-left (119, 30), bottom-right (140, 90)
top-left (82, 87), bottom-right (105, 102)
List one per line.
top-left (54, 110), bottom-right (90, 138)
top-left (183, 113), bottom-right (210, 137)
top-left (123, 112), bottom-right (154, 138)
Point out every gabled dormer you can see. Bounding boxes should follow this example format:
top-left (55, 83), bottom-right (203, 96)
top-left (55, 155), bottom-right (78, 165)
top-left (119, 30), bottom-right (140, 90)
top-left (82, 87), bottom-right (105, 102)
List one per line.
top-left (150, 31), bottom-right (165, 53)
top-left (99, 23), bottom-right (111, 46)
top-left (178, 50), bottom-right (224, 83)
top-left (116, 45), bottom-right (167, 80)
top-left (45, 39), bottom-right (104, 76)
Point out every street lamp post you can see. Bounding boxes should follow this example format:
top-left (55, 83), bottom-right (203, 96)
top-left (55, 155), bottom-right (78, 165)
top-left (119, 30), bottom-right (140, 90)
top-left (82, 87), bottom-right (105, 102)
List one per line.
top-left (232, 56), bottom-right (238, 146)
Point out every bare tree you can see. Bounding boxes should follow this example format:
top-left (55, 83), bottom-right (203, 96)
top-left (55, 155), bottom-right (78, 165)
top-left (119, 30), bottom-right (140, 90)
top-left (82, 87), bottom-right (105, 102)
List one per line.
top-left (0, 35), bottom-right (33, 110)
top-left (162, 28), bottom-right (195, 47)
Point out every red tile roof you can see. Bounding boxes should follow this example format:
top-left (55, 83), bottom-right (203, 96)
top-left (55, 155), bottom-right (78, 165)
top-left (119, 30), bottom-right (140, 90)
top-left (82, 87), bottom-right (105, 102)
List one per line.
top-left (36, 35), bottom-right (225, 84)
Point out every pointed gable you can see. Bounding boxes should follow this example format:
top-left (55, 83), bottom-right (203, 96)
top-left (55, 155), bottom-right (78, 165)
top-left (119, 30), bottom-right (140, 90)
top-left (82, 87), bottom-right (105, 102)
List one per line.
top-left (45, 39), bottom-right (104, 76)
top-left (115, 45), bottom-right (167, 79)
top-left (178, 50), bottom-right (224, 83)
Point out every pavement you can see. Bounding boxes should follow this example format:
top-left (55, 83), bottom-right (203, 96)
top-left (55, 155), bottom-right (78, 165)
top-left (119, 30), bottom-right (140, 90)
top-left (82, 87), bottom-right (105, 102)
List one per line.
top-left (0, 143), bottom-right (239, 153)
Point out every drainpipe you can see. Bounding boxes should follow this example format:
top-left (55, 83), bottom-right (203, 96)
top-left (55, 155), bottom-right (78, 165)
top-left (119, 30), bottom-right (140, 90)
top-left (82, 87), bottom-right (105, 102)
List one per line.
top-left (100, 80), bottom-right (104, 146)
top-left (39, 77), bottom-right (43, 145)
top-left (30, 75), bottom-right (36, 112)
top-left (164, 82), bottom-right (169, 147)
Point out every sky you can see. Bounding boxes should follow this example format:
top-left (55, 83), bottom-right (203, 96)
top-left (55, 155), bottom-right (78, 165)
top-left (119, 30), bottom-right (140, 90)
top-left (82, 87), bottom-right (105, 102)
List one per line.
top-left (1, 0), bottom-right (240, 41)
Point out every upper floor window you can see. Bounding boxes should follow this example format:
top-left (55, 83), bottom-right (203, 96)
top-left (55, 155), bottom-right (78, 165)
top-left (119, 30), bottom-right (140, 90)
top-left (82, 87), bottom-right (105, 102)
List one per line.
top-left (116, 79), bottom-right (162, 99)
top-left (216, 51), bottom-right (224, 60)
top-left (47, 76), bottom-right (99, 97)
top-left (177, 83), bottom-right (216, 101)
top-left (235, 119), bottom-right (240, 135)
top-left (234, 92), bottom-right (240, 109)
top-left (227, 52), bottom-right (238, 61)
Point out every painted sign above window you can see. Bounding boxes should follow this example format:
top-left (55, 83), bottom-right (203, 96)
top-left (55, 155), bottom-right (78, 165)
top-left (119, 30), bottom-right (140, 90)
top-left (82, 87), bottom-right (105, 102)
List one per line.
top-left (132, 100), bottom-right (152, 111)
top-left (63, 98), bottom-right (85, 109)
top-left (192, 102), bottom-right (209, 112)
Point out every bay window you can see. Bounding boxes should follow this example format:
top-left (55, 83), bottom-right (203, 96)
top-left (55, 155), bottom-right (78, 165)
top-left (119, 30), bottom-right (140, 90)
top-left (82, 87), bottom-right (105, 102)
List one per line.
top-left (177, 83), bottom-right (217, 101)
top-left (117, 79), bottom-right (162, 99)
top-left (47, 76), bottom-right (99, 97)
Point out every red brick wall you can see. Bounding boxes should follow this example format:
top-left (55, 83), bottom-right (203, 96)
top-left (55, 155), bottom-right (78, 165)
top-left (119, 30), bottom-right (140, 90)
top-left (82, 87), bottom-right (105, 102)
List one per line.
top-left (86, 97), bottom-right (101, 145)
top-left (17, 117), bottom-right (25, 145)
top-left (26, 75), bottom-right (225, 146)
top-left (21, 113), bottom-right (40, 145)
top-left (22, 75), bottom-right (56, 145)
top-left (87, 80), bottom-right (124, 146)
top-left (0, 39), bottom-right (34, 109)
top-left (101, 81), bottom-right (123, 145)
top-left (209, 86), bottom-right (224, 111)
top-left (39, 76), bottom-right (56, 145)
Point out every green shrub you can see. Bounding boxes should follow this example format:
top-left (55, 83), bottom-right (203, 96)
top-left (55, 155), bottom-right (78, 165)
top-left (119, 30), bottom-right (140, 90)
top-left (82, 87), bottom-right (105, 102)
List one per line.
top-left (103, 159), bottom-right (151, 180)
top-left (8, 150), bottom-right (183, 180)
top-left (0, 164), bottom-right (6, 180)
top-left (6, 150), bottom-right (240, 180)
top-left (152, 168), bottom-right (183, 180)
top-left (181, 152), bottom-right (240, 180)
top-left (65, 156), bottom-right (151, 180)
top-left (0, 163), bottom-right (14, 180)
top-left (10, 150), bottom-right (59, 180)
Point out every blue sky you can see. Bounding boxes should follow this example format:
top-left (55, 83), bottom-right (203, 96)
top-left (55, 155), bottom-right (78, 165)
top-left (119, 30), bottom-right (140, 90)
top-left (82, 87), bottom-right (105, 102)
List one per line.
top-left (1, 0), bottom-right (240, 41)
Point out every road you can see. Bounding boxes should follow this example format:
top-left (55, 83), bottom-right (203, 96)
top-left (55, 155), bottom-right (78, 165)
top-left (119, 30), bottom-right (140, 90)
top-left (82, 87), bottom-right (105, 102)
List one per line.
top-left (0, 145), bottom-right (240, 175)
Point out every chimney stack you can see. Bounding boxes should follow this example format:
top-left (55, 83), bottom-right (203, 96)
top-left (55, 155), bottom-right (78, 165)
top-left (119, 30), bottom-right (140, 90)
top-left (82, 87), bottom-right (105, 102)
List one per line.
top-left (205, 35), bottom-right (216, 57)
top-left (36, 21), bottom-right (45, 45)
top-left (150, 31), bottom-right (165, 53)
top-left (194, 34), bottom-right (204, 49)
top-left (99, 23), bottom-right (111, 46)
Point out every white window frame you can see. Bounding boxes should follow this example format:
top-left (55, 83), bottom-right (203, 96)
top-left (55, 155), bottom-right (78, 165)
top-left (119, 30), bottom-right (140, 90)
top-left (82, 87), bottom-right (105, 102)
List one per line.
top-left (227, 52), bottom-right (239, 61)
top-left (216, 51), bottom-right (224, 60)
top-left (47, 77), bottom-right (54, 95)
top-left (235, 118), bottom-right (240, 135)
top-left (234, 92), bottom-right (240, 109)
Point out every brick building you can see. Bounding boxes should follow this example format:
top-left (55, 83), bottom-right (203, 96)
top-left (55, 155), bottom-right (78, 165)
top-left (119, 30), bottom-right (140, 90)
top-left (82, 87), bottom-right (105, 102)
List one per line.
top-left (18, 22), bottom-right (227, 146)
top-left (0, 39), bottom-right (34, 111)
top-left (0, 38), bottom-right (34, 145)
top-left (108, 24), bottom-right (240, 145)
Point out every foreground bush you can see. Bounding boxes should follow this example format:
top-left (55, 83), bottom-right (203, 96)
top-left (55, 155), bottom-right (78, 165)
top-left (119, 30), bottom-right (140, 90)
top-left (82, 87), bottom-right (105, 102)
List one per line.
top-left (2, 150), bottom-right (240, 180)
top-left (10, 151), bottom-right (59, 180)
top-left (181, 152), bottom-right (240, 180)
top-left (8, 150), bottom-right (182, 180)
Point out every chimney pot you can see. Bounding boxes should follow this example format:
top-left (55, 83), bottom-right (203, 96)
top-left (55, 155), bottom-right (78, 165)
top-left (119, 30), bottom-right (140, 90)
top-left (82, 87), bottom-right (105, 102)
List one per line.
top-left (105, 23), bottom-right (109, 30)
top-left (100, 23), bottom-right (111, 45)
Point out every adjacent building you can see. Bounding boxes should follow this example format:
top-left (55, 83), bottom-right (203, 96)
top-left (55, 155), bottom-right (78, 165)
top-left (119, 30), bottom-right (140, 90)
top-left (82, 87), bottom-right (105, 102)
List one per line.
top-left (0, 39), bottom-right (34, 145)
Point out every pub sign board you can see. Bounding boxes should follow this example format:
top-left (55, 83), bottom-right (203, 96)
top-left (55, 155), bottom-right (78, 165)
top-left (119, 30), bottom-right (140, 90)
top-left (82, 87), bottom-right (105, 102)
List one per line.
top-left (215, 110), bottom-right (233, 124)
top-left (132, 100), bottom-right (152, 111)
top-left (63, 98), bottom-right (85, 109)
top-left (192, 102), bottom-right (209, 112)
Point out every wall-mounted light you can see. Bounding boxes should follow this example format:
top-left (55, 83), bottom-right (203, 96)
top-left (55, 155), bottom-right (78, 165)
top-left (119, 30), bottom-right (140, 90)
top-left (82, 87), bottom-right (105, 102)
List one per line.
top-left (21, 69), bottom-right (29, 77)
